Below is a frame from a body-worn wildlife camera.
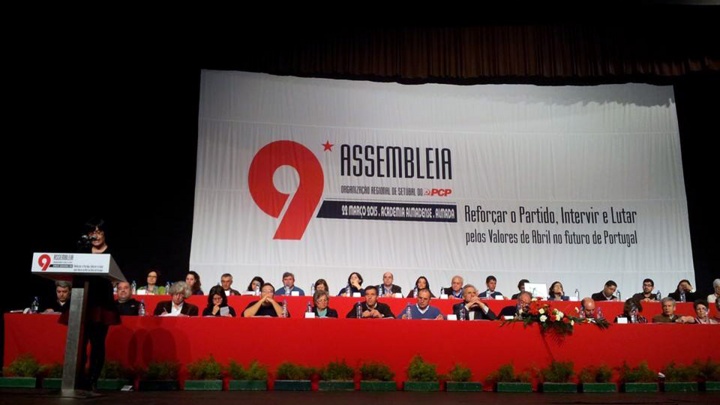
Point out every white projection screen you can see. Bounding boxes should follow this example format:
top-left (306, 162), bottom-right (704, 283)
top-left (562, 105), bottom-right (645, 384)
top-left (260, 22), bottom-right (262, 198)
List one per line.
top-left (191, 70), bottom-right (694, 299)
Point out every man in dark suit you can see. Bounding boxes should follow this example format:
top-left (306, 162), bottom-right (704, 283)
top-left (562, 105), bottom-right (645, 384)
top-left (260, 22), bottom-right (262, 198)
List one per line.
top-left (591, 280), bottom-right (620, 302)
top-left (153, 281), bottom-right (199, 316)
top-left (115, 281), bottom-right (139, 315)
top-left (453, 284), bottom-right (497, 320)
top-left (499, 291), bottom-right (532, 319)
top-left (346, 286), bottom-right (395, 318)
top-left (378, 272), bottom-right (403, 297)
top-left (442, 275), bottom-right (464, 299)
top-left (220, 273), bottom-right (241, 296)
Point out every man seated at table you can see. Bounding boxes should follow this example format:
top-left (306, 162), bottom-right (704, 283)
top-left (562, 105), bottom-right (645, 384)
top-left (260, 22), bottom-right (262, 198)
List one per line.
top-left (499, 291), bottom-right (531, 319)
top-left (379, 272), bottom-right (402, 297)
top-left (631, 278), bottom-right (659, 302)
top-left (153, 281), bottom-right (199, 316)
top-left (442, 275), bottom-right (464, 299)
top-left (43, 280), bottom-right (71, 313)
top-left (399, 288), bottom-right (443, 319)
top-left (115, 281), bottom-right (139, 315)
top-left (479, 275), bottom-right (504, 299)
top-left (346, 286), bottom-right (394, 318)
top-left (511, 279), bottom-right (530, 300)
top-left (652, 297), bottom-right (682, 323)
top-left (243, 283), bottom-right (288, 317)
top-left (277, 272), bottom-right (305, 296)
top-left (591, 280), bottom-right (620, 301)
top-left (453, 284), bottom-right (497, 320)
top-left (579, 297), bottom-right (597, 320)
top-left (220, 273), bottom-right (241, 296)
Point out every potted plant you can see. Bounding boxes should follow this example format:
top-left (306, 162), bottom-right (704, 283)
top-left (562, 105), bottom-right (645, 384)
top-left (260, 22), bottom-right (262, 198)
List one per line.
top-left (228, 360), bottom-right (268, 391)
top-left (487, 363), bottom-right (532, 392)
top-left (0, 354), bottom-right (40, 388)
top-left (319, 360), bottom-right (355, 391)
top-left (662, 361), bottom-right (700, 392)
top-left (445, 363), bottom-right (481, 392)
top-left (96, 361), bottom-right (133, 390)
top-left (138, 361), bottom-right (180, 391)
top-left (404, 356), bottom-right (440, 391)
top-left (620, 361), bottom-right (657, 392)
top-left (273, 362), bottom-right (313, 391)
top-left (40, 363), bottom-right (63, 389)
top-left (184, 356), bottom-right (223, 391)
top-left (696, 359), bottom-right (720, 392)
top-left (578, 364), bottom-right (615, 393)
top-left (540, 360), bottom-right (576, 393)
top-left (359, 361), bottom-right (396, 391)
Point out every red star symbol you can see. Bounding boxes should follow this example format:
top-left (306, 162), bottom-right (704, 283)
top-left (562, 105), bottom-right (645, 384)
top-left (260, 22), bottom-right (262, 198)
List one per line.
top-left (322, 140), bottom-right (334, 151)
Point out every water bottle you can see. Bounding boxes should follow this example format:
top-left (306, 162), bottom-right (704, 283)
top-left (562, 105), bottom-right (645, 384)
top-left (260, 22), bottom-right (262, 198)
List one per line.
top-left (413, 287), bottom-right (418, 297)
top-left (310, 283), bottom-right (315, 295)
top-left (284, 285), bottom-right (291, 296)
top-left (516, 302), bottom-right (522, 318)
top-left (574, 289), bottom-right (580, 301)
top-left (597, 306), bottom-right (604, 320)
top-left (282, 299), bottom-right (288, 318)
top-left (131, 280), bottom-right (137, 295)
top-left (254, 284), bottom-right (260, 296)
top-left (579, 306), bottom-right (586, 320)
top-left (306, 301), bottom-right (312, 313)
top-left (679, 291), bottom-right (686, 302)
top-left (356, 302), bottom-right (362, 318)
top-left (346, 284), bottom-right (352, 297)
top-left (406, 304), bottom-right (412, 320)
top-left (459, 305), bottom-right (466, 321)
top-left (630, 308), bottom-right (637, 323)
top-left (531, 288), bottom-right (537, 298)
top-left (138, 299), bottom-right (146, 316)
top-left (656, 290), bottom-right (662, 300)
top-left (617, 290), bottom-right (622, 301)
top-left (166, 281), bottom-right (171, 294)
top-left (31, 296), bottom-right (40, 314)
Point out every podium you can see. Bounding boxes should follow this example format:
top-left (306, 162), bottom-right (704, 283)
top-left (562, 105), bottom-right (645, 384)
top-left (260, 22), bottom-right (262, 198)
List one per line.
top-left (31, 253), bottom-right (126, 397)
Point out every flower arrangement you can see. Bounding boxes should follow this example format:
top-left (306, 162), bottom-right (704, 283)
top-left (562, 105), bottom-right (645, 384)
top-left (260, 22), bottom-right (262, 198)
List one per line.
top-left (503, 300), bottom-right (609, 337)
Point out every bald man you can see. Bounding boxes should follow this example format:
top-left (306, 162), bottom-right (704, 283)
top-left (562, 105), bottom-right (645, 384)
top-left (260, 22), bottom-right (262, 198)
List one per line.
top-left (378, 272), bottom-right (403, 297)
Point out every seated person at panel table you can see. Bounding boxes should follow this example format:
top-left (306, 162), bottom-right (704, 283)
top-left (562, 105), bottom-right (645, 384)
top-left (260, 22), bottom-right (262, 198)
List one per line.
top-left (314, 279), bottom-right (330, 293)
top-left (442, 275), bottom-right (464, 299)
top-left (220, 273), bottom-right (241, 296)
top-left (185, 271), bottom-right (204, 295)
top-left (338, 272), bottom-right (365, 297)
top-left (378, 271), bottom-right (403, 297)
top-left (613, 298), bottom-right (647, 324)
top-left (399, 288), bottom-right (444, 320)
top-left (547, 281), bottom-right (570, 301)
top-left (579, 297), bottom-right (599, 320)
top-left (499, 291), bottom-right (532, 319)
top-left (245, 276), bottom-right (264, 295)
top-left (511, 279), bottom-right (530, 300)
top-left (631, 278), bottom-right (659, 302)
top-left (478, 275), bottom-right (504, 299)
top-left (43, 280), bottom-right (71, 313)
top-left (243, 283), bottom-right (288, 317)
top-left (591, 280), bottom-right (620, 302)
top-left (277, 272), bottom-right (305, 296)
top-left (668, 279), bottom-right (698, 303)
top-left (346, 286), bottom-right (394, 318)
top-left (407, 276), bottom-right (435, 298)
top-left (453, 284), bottom-right (497, 320)
top-left (652, 297), bottom-right (683, 323)
top-left (137, 269), bottom-right (165, 295)
top-left (715, 299), bottom-right (720, 322)
top-left (311, 290), bottom-right (338, 318)
top-left (677, 299), bottom-right (718, 324)
top-left (115, 281), bottom-right (139, 316)
top-left (708, 279), bottom-right (720, 304)
top-left (153, 281), bottom-right (199, 316)
top-left (202, 286), bottom-right (237, 317)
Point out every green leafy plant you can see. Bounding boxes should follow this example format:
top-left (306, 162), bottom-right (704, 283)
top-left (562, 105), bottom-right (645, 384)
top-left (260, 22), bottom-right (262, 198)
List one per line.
top-left (99, 361), bottom-right (132, 379)
top-left (540, 361), bottom-right (574, 383)
top-left (275, 362), bottom-right (314, 380)
top-left (40, 363), bottom-right (63, 378)
top-left (620, 361), bottom-right (656, 383)
top-left (2, 354), bottom-right (41, 377)
top-left (486, 363), bottom-right (531, 383)
top-left (359, 362), bottom-right (395, 381)
top-left (406, 356), bottom-right (438, 382)
top-left (446, 363), bottom-right (472, 382)
top-left (578, 364), bottom-right (612, 383)
top-left (320, 360), bottom-right (354, 381)
top-left (143, 361), bottom-right (180, 380)
top-left (694, 359), bottom-right (720, 382)
top-left (228, 360), bottom-right (268, 381)
top-left (663, 362), bottom-right (700, 382)
top-left (186, 356), bottom-right (223, 380)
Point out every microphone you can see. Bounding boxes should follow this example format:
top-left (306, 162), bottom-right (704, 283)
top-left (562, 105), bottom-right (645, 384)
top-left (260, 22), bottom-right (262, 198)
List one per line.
top-left (81, 235), bottom-right (98, 241)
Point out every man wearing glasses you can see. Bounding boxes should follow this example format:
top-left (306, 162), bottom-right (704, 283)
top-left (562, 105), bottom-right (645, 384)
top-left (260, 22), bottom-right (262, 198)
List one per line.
top-left (454, 285), bottom-right (497, 320)
top-left (631, 278), bottom-right (659, 302)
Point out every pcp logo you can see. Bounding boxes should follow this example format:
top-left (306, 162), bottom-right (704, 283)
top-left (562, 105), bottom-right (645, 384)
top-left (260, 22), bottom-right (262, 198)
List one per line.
top-left (38, 254), bottom-right (52, 270)
top-left (248, 141), bottom-right (324, 240)
top-left (425, 188), bottom-right (453, 197)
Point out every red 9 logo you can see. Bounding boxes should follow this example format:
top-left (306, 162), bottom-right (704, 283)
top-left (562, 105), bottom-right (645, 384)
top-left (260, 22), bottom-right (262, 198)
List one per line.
top-left (248, 141), bottom-right (324, 240)
top-left (38, 254), bottom-right (51, 271)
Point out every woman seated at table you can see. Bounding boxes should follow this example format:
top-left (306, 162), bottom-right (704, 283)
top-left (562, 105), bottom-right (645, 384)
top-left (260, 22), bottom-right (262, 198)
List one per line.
top-left (407, 276), bottom-right (435, 298)
top-left (311, 290), bottom-right (338, 318)
top-left (138, 269), bottom-right (165, 295)
top-left (338, 272), bottom-right (365, 297)
top-left (186, 271), bottom-right (204, 295)
top-left (707, 279), bottom-right (720, 304)
top-left (202, 286), bottom-right (237, 317)
top-left (245, 276), bottom-right (265, 295)
top-left (547, 281), bottom-right (570, 301)
top-left (678, 299), bottom-right (718, 324)
top-left (614, 298), bottom-right (647, 323)
top-left (314, 279), bottom-right (329, 293)
top-left (668, 279), bottom-right (698, 302)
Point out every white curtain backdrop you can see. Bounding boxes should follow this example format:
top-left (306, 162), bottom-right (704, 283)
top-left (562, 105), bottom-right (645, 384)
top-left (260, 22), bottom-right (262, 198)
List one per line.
top-left (191, 70), bottom-right (693, 299)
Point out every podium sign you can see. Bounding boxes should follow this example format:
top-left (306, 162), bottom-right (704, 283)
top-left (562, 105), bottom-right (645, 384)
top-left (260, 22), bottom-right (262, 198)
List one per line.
top-left (31, 253), bottom-right (125, 282)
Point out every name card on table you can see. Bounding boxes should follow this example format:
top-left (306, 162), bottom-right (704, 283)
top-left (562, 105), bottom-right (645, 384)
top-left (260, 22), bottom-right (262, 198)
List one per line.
top-left (304, 312), bottom-right (315, 318)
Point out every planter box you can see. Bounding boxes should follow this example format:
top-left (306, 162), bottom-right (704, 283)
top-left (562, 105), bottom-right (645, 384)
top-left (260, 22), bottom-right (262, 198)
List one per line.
top-left (229, 380), bottom-right (267, 391)
top-left (139, 380), bottom-right (179, 391)
top-left (273, 380), bottom-right (311, 391)
top-left (446, 381), bottom-right (482, 392)
top-left (360, 381), bottom-right (396, 391)
top-left (403, 381), bottom-right (440, 391)
top-left (623, 382), bottom-right (658, 393)
top-left (96, 379), bottom-right (131, 390)
top-left (41, 378), bottom-right (62, 389)
top-left (184, 380), bottom-right (223, 391)
top-left (663, 381), bottom-right (698, 392)
top-left (580, 382), bottom-right (617, 393)
top-left (703, 381), bottom-right (720, 391)
top-left (319, 380), bottom-right (354, 391)
top-left (542, 382), bottom-right (577, 393)
top-left (0, 377), bottom-right (37, 388)
top-left (496, 382), bottom-right (532, 393)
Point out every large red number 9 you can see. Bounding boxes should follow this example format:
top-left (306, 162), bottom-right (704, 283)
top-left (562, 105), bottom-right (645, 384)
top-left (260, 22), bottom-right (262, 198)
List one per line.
top-left (38, 254), bottom-right (51, 271)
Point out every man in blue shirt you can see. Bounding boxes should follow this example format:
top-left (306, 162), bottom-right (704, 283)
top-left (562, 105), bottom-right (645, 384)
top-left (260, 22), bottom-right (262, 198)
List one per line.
top-left (278, 272), bottom-right (305, 296)
top-left (399, 289), bottom-right (443, 320)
